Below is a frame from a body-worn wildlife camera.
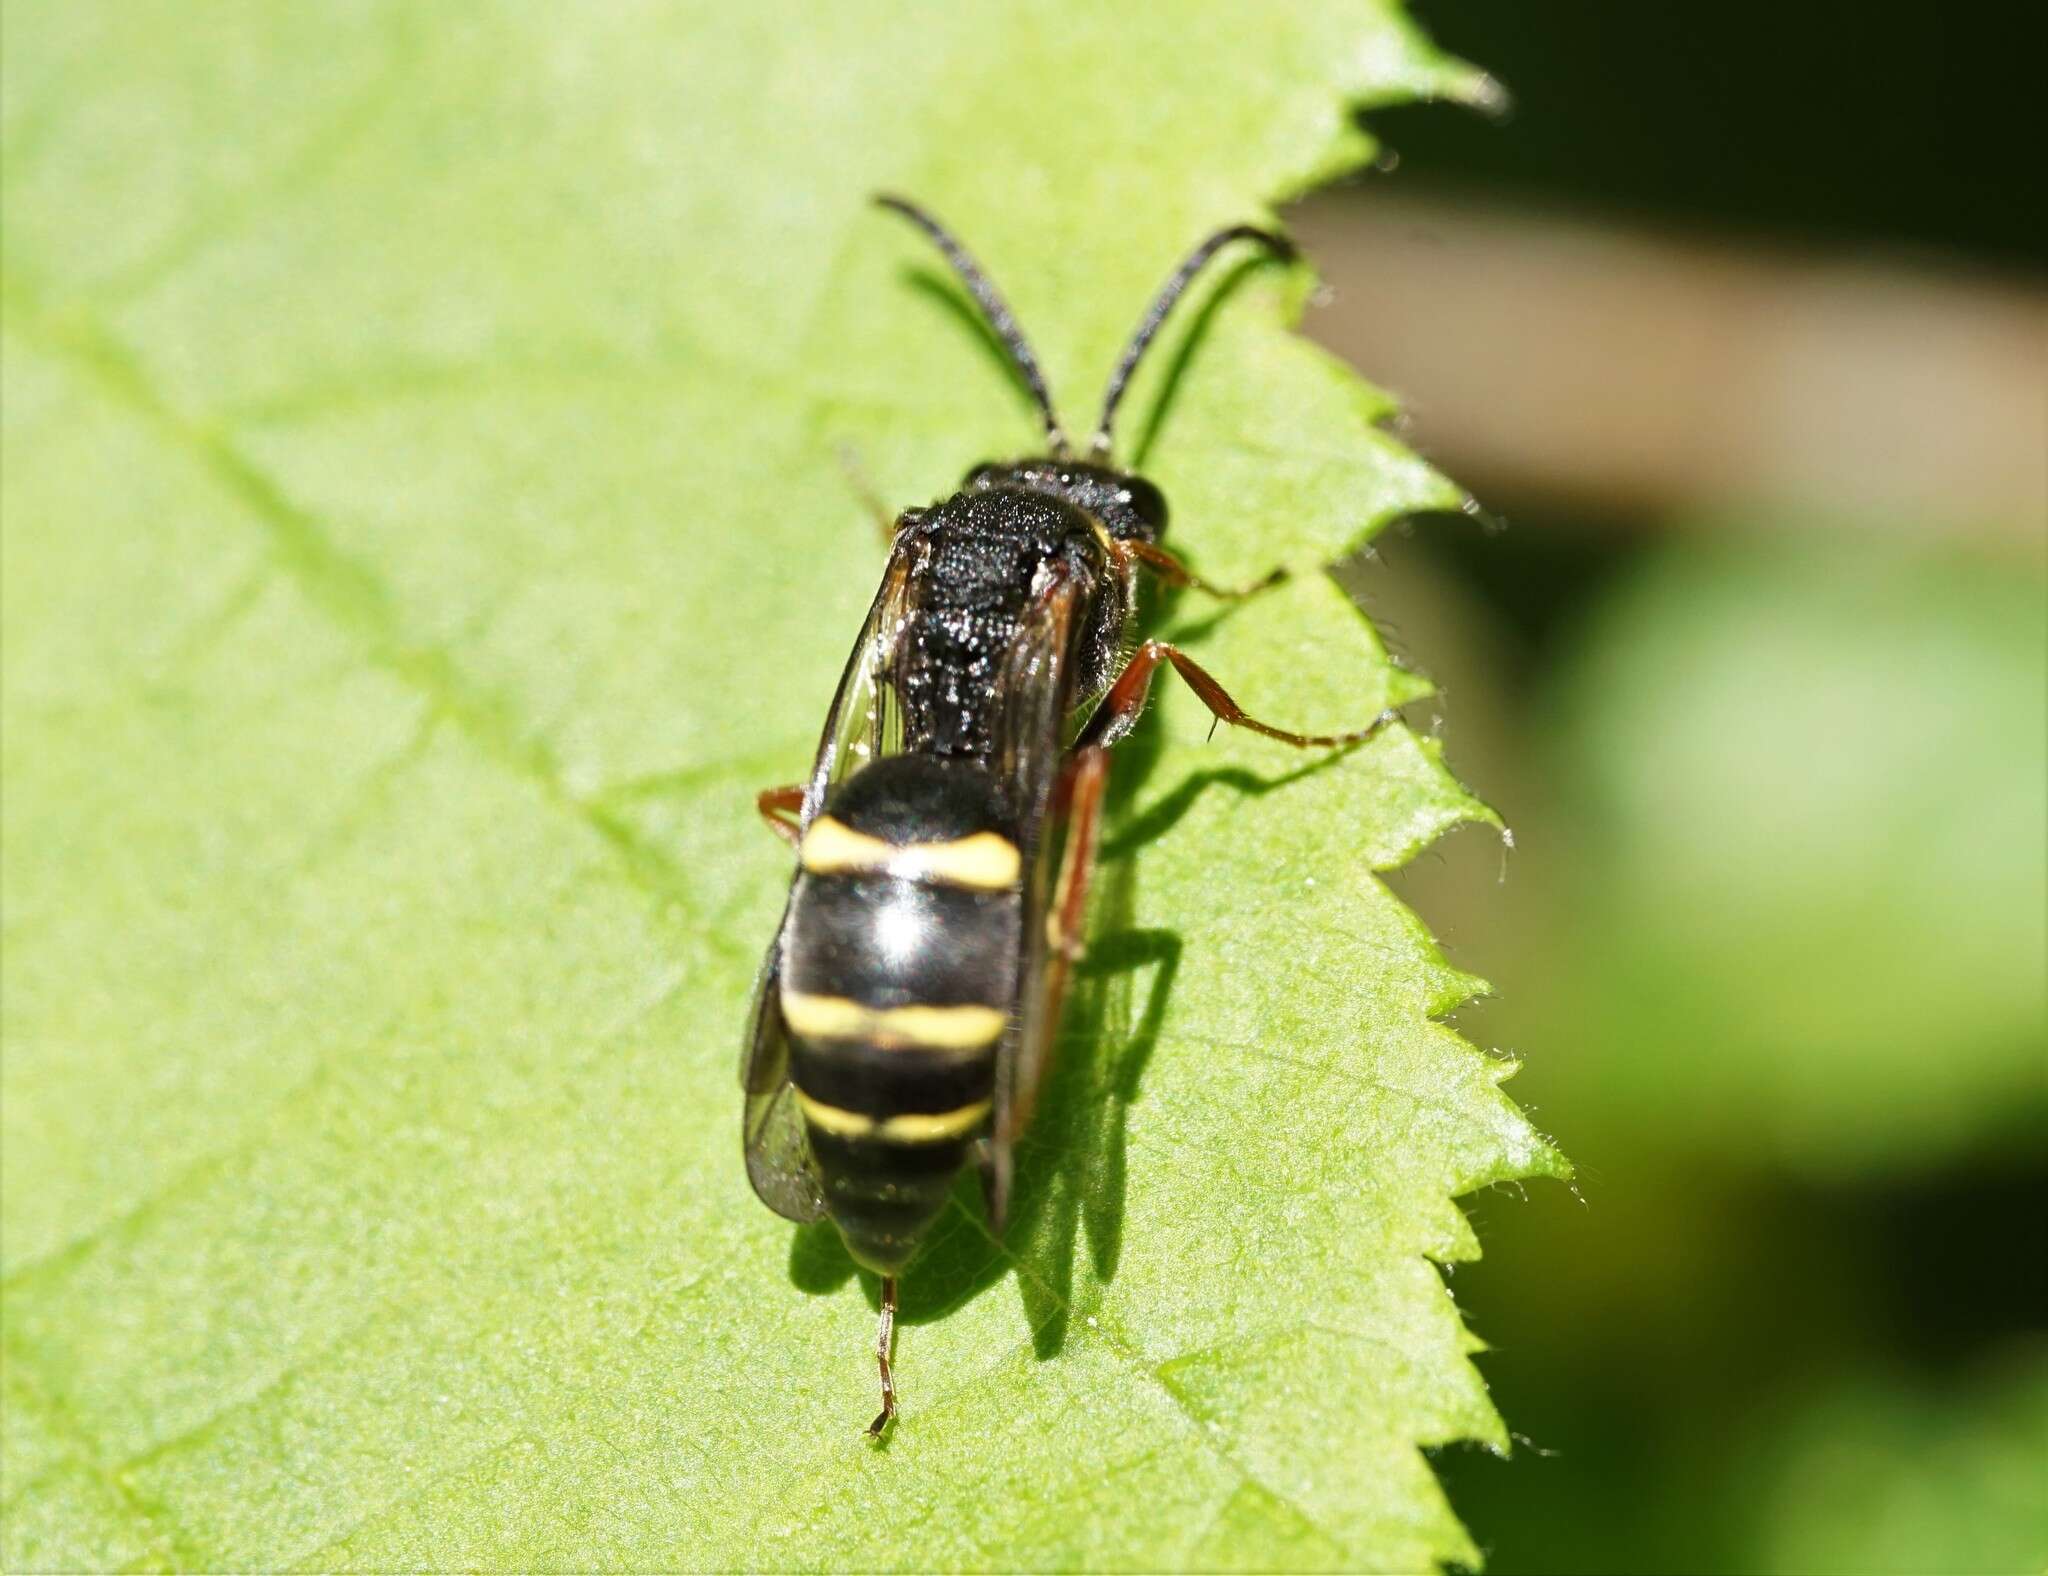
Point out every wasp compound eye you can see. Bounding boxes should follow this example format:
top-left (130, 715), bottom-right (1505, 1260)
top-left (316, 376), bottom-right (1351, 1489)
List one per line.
top-left (1121, 476), bottom-right (1168, 535)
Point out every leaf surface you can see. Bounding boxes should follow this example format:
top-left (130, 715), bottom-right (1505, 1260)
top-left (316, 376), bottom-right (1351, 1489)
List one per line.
top-left (0, 2), bottom-right (1561, 1567)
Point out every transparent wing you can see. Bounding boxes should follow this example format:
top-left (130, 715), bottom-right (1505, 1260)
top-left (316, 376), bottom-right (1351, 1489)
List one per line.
top-left (739, 916), bottom-right (826, 1223)
top-left (739, 542), bottom-right (916, 1222)
top-left (985, 563), bottom-right (1093, 1230)
top-left (800, 540), bottom-right (916, 824)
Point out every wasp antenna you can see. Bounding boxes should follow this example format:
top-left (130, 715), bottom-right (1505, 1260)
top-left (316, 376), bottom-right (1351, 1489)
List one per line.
top-left (1090, 224), bottom-right (1294, 460)
top-left (873, 194), bottom-right (1070, 457)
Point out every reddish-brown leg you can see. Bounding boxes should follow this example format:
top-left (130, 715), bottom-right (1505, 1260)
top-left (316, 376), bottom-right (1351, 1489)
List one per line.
top-left (1123, 540), bottom-right (1287, 600)
top-left (1076, 640), bottom-right (1398, 754)
top-left (993, 747), bottom-right (1112, 1181)
top-left (1047, 748), bottom-right (1110, 963)
top-left (755, 783), bottom-right (804, 847)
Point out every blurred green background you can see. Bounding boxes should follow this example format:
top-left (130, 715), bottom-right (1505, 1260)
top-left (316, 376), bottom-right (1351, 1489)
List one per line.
top-left (1293, 2), bottom-right (2047, 1570)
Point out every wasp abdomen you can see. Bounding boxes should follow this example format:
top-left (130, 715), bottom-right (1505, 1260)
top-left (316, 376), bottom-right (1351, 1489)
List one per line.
top-left (780, 755), bottom-right (1022, 1272)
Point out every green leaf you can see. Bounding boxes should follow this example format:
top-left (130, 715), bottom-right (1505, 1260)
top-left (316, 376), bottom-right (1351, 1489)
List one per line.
top-left (1, 2), bottom-right (1561, 1568)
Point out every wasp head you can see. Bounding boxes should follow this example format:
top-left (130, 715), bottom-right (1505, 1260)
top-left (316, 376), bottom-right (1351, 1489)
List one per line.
top-left (961, 459), bottom-right (1166, 543)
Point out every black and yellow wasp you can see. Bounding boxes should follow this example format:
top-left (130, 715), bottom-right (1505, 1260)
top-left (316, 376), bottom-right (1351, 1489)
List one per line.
top-left (742, 196), bottom-right (1396, 1434)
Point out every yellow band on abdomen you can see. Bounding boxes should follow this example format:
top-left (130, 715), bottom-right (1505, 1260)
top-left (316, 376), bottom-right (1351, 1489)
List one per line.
top-left (795, 1091), bottom-right (992, 1144)
top-left (799, 816), bottom-right (1022, 890)
top-left (780, 990), bottom-right (1007, 1051)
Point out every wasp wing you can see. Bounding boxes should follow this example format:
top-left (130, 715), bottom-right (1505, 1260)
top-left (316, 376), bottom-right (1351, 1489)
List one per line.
top-left (740, 540), bottom-right (916, 1221)
top-left (739, 914), bottom-right (828, 1223)
top-left (984, 563), bottom-right (1093, 1231)
top-left (800, 540), bottom-right (915, 823)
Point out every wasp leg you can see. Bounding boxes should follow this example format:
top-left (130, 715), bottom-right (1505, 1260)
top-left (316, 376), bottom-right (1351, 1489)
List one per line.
top-left (755, 784), bottom-right (804, 848)
top-left (1076, 640), bottom-right (1399, 753)
top-left (1047, 747), bottom-right (1110, 963)
top-left (984, 743), bottom-right (1113, 1237)
top-left (866, 1275), bottom-right (899, 1437)
top-left (990, 644), bottom-right (1382, 1210)
top-left (1122, 540), bottom-right (1287, 600)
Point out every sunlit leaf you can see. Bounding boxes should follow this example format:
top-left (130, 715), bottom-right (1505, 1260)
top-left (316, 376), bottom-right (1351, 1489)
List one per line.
top-left (0, 2), bottom-right (1560, 1567)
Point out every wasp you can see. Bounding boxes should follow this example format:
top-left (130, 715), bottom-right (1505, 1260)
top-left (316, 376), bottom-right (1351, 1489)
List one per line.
top-left (742, 195), bottom-right (1397, 1435)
